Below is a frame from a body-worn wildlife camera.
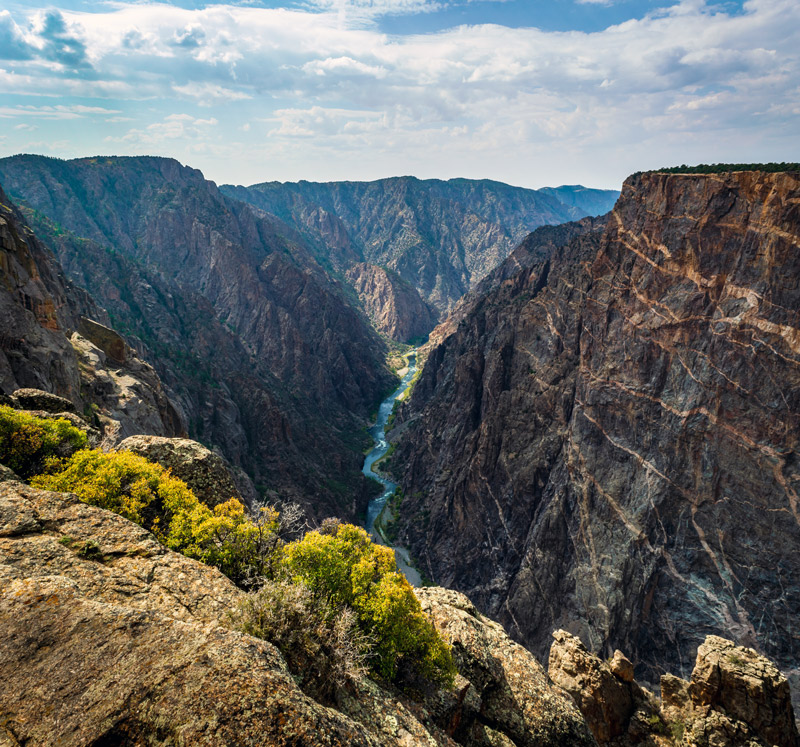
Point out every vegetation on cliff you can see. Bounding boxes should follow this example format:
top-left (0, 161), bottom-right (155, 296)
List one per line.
top-left (2, 406), bottom-right (454, 693)
top-left (0, 404), bottom-right (87, 478)
top-left (651, 162), bottom-right (800, 173)
top-left (283, 522), bottom-right (455, 686)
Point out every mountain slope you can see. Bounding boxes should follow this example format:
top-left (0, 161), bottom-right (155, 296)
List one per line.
top-left (220, 177), bottom-right (588, 321)
top-left (0, 155), bottom-right (395, 518)
top-left (389, 170), bottom-right (800, 691)
top-left (0, 183), bottom-right (182, 441)
top-left (539, 185), bottom-right (620, 217)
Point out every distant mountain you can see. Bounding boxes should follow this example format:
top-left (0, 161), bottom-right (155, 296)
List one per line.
top-left (220, 177), bottom-right (599, 329)
top-left (538, 184), bottom-right (619, 217)
top-left (0, 154), bottom-right (395, 519)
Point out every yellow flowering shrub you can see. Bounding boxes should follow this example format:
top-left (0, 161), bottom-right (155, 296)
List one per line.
top-left (0, 404), bottom-right (87, 478)
top-left (31, 449), bottom-right (278, 585)
top-left (283, 523), bottom-right (455, 685)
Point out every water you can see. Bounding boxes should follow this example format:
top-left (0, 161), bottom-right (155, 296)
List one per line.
top-left (362, 352), bottom-right (422, 586)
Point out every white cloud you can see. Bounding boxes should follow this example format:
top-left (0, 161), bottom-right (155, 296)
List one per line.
top-left (0, 0), bottom-right (797, 187)
top-left (173, 81), bottom-right (253, 106)
top-left (0, 104), bottom-right (120, 119)
top-left (106, 113), bottom-right (219, 147)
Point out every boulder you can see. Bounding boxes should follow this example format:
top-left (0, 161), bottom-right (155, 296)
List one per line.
top-left (11, 387), bottom-right (76, 414)
top-left (684, 636), bottom-right (799, 747)
top-left (548, 630), bottom-right (634, 743)
top-left (417, 588), bottom-right (595, 747)
top-left (0, 464), bottom-right (19, 483)
top-left (115, 435), bottom-right (254, 510)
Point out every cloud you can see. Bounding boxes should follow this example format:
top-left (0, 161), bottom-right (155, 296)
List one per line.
top-left (0, 11), bottom-right (33, 60)
top-left (106, 113), bottom-right (219, 147)
top-left (173, 81), bottom-right (253, 106)
top-left (31, 9), bottom-right (91, 69)
top-left (0, 104), bottom-right (120, 119)
top-left (0, 0), bottom-right (797, 187)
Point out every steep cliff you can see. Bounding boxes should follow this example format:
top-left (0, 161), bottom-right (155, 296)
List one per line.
top-left (0, 184), bottom-right (183, 442)
top-left (0, 155), bottom-right (396, 519)
top-left (346, 263), bottom-right (436, 343)
top-left (390, 171), bottom-right (800, 694)
top-left (221, 177), bottom-right (593, 322)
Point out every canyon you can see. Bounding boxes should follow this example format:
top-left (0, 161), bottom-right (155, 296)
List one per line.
top-left (2, 157), bottom-right (800, 744)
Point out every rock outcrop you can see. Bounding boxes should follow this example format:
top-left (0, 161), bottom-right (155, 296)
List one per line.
top-left (346, 263), bottom-right (436, 342)
top-left (548, 629), bottom-right (799, 747)
top-left (417, 588), bottom-right (595, 747)
top-left (116, 434), bottom-right (258, 510)
top-left (0, 481), bottom-right (593, 747)
top-left (390, 170), bottom-right (800, 696)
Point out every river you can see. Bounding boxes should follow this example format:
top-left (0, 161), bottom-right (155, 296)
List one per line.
top-left (362, 351), bottom-right (422, 586)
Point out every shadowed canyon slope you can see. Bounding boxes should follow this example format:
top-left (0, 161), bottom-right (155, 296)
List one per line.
top-left (221, 177), bottom-right (618, 324)
top-left (390, 170), bottom-right (800, 690)
top-left (0, 155), bottom-right (395, 518)
top-left (0, 183), bottom-right (183, 443)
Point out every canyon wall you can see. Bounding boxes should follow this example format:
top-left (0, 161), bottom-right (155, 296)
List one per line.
top-left (0, 156), bottom-right (395, 519)
top-left (391, 171), bottom-right (800, 690)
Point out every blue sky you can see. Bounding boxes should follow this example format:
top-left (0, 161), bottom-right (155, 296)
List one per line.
top-left (0, 0), bottom-right (796, 190)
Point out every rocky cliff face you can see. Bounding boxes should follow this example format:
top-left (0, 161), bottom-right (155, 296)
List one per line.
top-left (346, 263), bottom-right (436, 343)
top-left (0, 155), bottom-right (396, 519)
top-left (221, 177), bottom-right (594, 323)
top-left (390, 171), bottom-right (800, 695)
top-left (0, 184), bottom-right (183, 442)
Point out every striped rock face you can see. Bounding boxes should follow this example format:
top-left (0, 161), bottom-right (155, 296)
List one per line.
top-left (390, 171), bottom-right (800, 701)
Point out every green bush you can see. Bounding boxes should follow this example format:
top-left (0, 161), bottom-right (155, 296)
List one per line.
top-left (31, 449), bottom-right (280, 585)
top-left (283, 523), bottom-right (455, 687)
top-left (229, 580), bottom-right (371, 702)
top-left (0, 404), bottom-right (87, 478)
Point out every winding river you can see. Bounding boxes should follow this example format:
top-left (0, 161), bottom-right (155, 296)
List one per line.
top-left (362, 352), bottom-right (422, 586)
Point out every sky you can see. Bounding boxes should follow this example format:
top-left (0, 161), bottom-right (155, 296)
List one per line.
top-left (0, 0), bottom-right (797, 190)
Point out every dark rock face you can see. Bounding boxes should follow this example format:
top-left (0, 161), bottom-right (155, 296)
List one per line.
top-left (11, 388), bottom-right (76, 414)
top-left (0, 184), bottom-right (183, 442)
top-left (221, 176), bottom-right (586, 319)
top-left (0, 155), bottom-right (395, 519)
top-left (391, 171), bottom-right (800, 694)
top-left (346, 263), bottom-right (436, 342)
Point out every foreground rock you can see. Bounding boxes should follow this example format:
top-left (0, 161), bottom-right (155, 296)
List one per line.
top-left (116, 435), bottom-right (258, 510)
top-left (418, 589), bottom-right (595, 747)
top-left (0, 482), bottom-right (592, 746)
top-left (549, 629), bottom-right (799, 747)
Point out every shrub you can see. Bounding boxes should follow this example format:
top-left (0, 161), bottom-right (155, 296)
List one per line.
top-left (31, 449), bottom-right (279, 585)
top-left (0, 404), bottom-right (87, 478)
top-left (229, 580), bottom-right (371, 701)
top-left (283, 523), bottom-right (455, 687)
